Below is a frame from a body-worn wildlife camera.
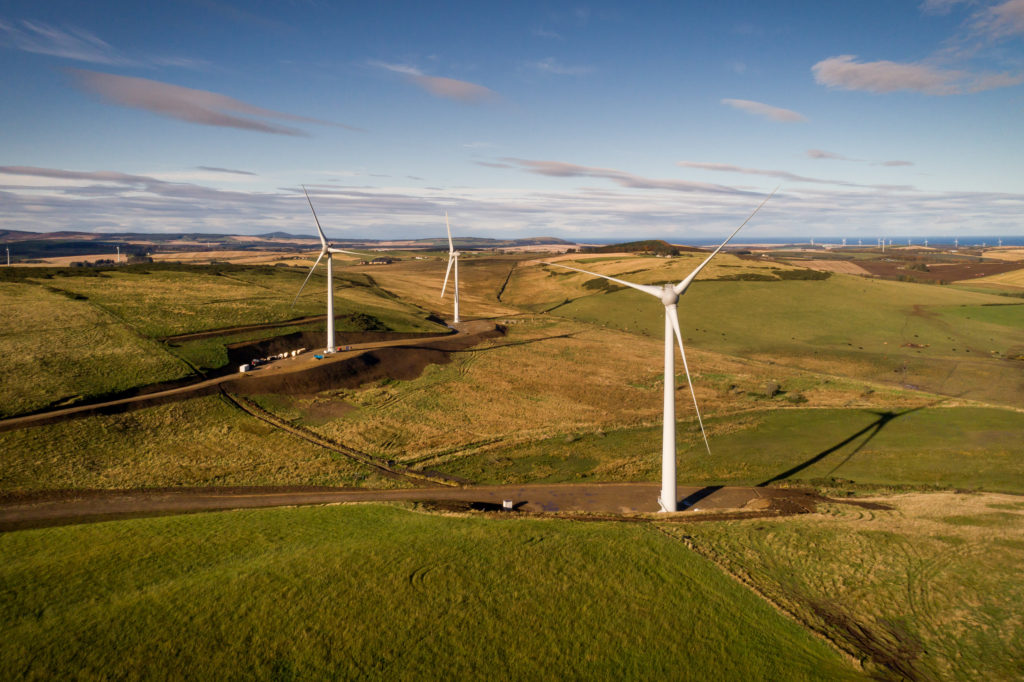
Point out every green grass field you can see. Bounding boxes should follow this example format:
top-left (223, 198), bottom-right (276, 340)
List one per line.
top-left (0, 395), bottom-right (400, 491)
top-left (673, 492), bottom-right (1024, 679)
top-left (0, 282), bottom-right (193, 418)
top-left (0, 504), bottom-right (858, 680)
top-left (515, 263), bottom-right (1024, 406)
top-left (0, 265), bottom-right (447, 418)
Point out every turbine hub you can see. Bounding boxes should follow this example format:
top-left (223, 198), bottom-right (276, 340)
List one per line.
top-left (660, 283), bottom-right (679, 307)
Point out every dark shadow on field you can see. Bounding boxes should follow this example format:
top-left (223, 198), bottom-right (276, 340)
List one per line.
top-left (679, 486), bottom-right (723, 509)
top-left (757, 403), bottom-right (936, 487)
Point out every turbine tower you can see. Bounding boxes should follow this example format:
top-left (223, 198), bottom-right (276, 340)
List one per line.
top-left (544, 189), bottom-right (776, 512)
top-left (293, 186), bottom-right (363, 353)
top-left (441, 212), bottom-right (461, 324)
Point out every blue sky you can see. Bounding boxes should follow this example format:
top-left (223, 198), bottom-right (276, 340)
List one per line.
top-left (1, 0), bottom-right (1022, 241)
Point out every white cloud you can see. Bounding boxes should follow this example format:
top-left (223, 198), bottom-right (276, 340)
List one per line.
top-left (721, 98), bottom-right (808, 122)
top-left (530, 57), bottom-right (593, 75)
top-left (813, 54), bottom-right (1022, 94)
top-left (369, 61), bottom-right (497, 103)
top-left (2, 164), bottom-right (1022, 240)
top-left (0, 18), bottom-right (128, 64)
top-left (677, 161), bottom-right (913, 190)
top-left (973, 0), bottom-right (1024, 39)
top-left (69, 69), bottom-right (359, 135)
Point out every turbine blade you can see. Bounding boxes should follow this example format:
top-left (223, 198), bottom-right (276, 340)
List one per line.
top-left (328, 247), bottom-right (365, 257)
top-left (445, 211), bottom-right (454, 253)
top-left (668, 305), bottom-right (711, 456)
top-left (302, 185), bottom-right (328, 248)
top-left (441, 254), bottom-right (454, 296)
top-left (292, 249), bottom-right (325, 307)
top-left (541, 261), bottom-right (663, 298)
top-left (673, 186), bottom-right (779, 296)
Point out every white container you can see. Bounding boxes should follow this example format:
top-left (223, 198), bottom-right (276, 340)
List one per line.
top-left (239, 364), bottom-right (251, 373)
top-left (502, 499), bottom-right (513, 510)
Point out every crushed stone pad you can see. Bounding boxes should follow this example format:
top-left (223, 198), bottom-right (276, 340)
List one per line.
top-left (0, 483), bottom-right (872, 532)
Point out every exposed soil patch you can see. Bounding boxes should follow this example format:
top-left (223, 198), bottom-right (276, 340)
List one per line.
top-left (224, 326), bottom-right (503, 396)
top-left (857, 259), bottom-right (1024, 283)
top-left (224, 329), bottom-right (446, 369)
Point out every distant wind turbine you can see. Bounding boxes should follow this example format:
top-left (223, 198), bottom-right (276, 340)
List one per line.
top-left (544, 189), bottom-right (776, 512)
top-left (292, 186), bottom-right (364, 353)
top-left (441, 212), bottom-right (461, 324)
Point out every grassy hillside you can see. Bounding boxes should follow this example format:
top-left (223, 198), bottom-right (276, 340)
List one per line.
top-left (513, 259), bottom-right (1023, 406)
top-left (0, 395), bottom-right (400, 491)
top-left (677, 492), bottom-right (1024, 679)
top-left (0, 265), bottom-right (447, 418)
top-left (0, 282), bottom-right (193, 418)
top-left (0, 504), bottom-right (857, 680)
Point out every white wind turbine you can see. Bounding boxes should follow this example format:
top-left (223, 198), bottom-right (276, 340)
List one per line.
top-left (544, 190), bottom-right (776, 512)
top-left (293, 186), bottom-right (364, 353)
top-left (440, 212), bottom-right (461, 324)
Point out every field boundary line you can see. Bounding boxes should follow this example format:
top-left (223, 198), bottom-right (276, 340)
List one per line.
top-left (219, 390), bottom-right (459, 488)
top-left (653, 524), bottom-right (870, 675)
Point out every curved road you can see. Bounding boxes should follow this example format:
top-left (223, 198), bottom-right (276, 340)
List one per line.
top-left (0, 319), bottom-right (494, 432)
top-left (0, 482), bottom-right (828, 532)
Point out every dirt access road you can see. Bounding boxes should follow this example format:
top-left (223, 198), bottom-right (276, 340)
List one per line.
top-left (0, 319), bottom-right (499, 433)
top-left (0, 483), bottom-right (840, 532)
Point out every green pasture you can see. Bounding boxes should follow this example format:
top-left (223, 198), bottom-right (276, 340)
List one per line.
top-left (0, 265), bottom-right (446, 418)
top-left (675, 492), bottom-right (1024, 679)
top-left (0, 282), bottom-right (193, 418)
top-left (0, 504), bottom-right (856, 680)
top-left (543, 271), bottom-right (1024, 406)
top-left (0, 395), bottom-right (398, 491)
top-left (433, 406), bottom-right (1024, 494)
top-left (39, 267), bottom-right (442, 339)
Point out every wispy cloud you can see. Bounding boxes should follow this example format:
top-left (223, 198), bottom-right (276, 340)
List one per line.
top-left (2, 165), bottom-right (1022, 240)
top-left (197, 166), bottom-right (257, 176)
top-left (530, 57), bottom-right (593, 75)
top-left (813, 54), bottom-right (1022, 94)
top-left (69, 69), bottom-right (360, 135)
top-left (721, 98), bottom-right (808, 122)
top-left (807, 149), bottom-right (914, 167)
top-left (807, 149), bottom-right (857, 161)
top-left (677, 160), bottom-right (914, 190)
top-left (531, 27), bottom-right (562, 39)
top-left (0, 18), bottom-right (128, 65)
top-left (972, 0), bottom-right (1024, 39)
top-left (369, 61), bottom-right (497, 103)
top-left (0, 18), bottom-right (206, 69)
top-left (494, 158), bottom-right (746, 194)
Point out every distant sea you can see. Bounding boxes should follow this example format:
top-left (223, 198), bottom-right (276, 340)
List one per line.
top-left (583, 236), bottom-right (1024, 247)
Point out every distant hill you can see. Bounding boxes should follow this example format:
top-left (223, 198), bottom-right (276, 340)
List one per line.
top-left (1, 230), bottom-right (576, 261)
top-left (582, 239), bottom-right (702, 256)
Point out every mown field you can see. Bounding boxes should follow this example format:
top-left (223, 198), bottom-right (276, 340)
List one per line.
top-left (0, 504), bottom-right (858, 680)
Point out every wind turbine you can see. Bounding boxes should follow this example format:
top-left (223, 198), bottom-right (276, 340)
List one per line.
top-left (543, 189), bottom-right (776, 512)
top-left (441, 212), bottom-right (461, 324)
top-left (292, 186), bottom-right (364, 353)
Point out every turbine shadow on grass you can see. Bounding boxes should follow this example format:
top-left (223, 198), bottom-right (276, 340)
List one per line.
top-left (679, 486), bottom-right (723, 510)
top-left (757, 402), bottom-right (938, 487)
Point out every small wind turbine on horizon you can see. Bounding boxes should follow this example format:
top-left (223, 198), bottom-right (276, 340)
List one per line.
top-left (292, 186), bottom-right (364, 353)
top-left (440, 212), bottom-right (461, 324)
top-left (542, 189), bottom-right (777, 512)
